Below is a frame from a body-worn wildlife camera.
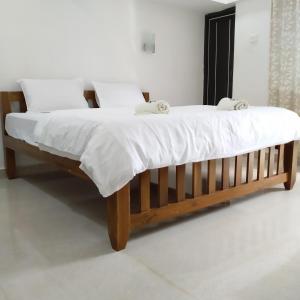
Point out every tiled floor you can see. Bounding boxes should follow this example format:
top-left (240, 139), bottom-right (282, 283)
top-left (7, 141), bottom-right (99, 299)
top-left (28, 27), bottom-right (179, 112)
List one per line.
top-left (1, 169), bottom-right (300, 300)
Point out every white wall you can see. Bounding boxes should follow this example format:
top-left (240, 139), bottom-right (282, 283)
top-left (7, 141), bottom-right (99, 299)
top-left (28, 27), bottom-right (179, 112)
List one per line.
top-left (134, 0), bottom-right (204, 106)
top-left (233, 0), bottom-right (272, 106)
top-left (0, 0), bottom-right (204, 169)
top-left (0, 0), bottom-right (139, 89)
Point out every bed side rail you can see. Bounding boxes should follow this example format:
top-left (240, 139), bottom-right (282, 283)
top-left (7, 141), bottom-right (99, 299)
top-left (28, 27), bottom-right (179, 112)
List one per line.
top-left (108, 142), bottom-right (298, 251)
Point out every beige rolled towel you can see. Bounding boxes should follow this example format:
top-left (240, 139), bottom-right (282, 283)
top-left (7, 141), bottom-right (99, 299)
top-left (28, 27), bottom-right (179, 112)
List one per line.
top-left (135, 100), bottom-right (170, 115)
top-left (217, 97), bottom-right (249, 111)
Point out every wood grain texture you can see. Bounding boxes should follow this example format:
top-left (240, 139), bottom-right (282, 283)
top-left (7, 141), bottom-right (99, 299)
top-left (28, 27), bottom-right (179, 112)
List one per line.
top-left (277, 144), bottom-right (285, 174)
top-left (208, 160), bottom-right (217, 194)
top-left (107, 184), bottom-right (130, 251)
top-left (131, 173), bottom-right (288, 229)
top-left (234, 156), bottom-right (243, 186)
top-left (258, 149), bottom-right (266, 180)
top-left (139, 171), bottom-right (150, 212)
top-left (192, 162), bottom-right (202, 197)
top-left (158, 167), bottom-right (169, 207)
top-left (284, 141), bottom-right (298, 190)
top-left (176, 165), bottom-right (186, 202)
top-left (246, 152), bottom-right (254, 183)
top-left (268, 147), bottom-right (275, 177)
top-left (222, 158), bottom-right (230, 190)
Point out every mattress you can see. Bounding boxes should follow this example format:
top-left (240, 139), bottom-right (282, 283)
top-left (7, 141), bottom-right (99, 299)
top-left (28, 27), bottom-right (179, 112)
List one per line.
top-left (5, 112), bottom-right (48, 146)
top-left (5, 112), bottom-right (81, 161)
top-left (32, 106), bottom-right (300, 196)
top-left (4, 111), bottom-right (236, 193)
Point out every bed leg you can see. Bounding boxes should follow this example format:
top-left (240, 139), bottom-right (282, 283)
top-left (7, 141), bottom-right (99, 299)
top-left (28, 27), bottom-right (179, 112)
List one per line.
top-left (5, 147), bottom-right (17, 179)
top-left (106, 184), bottom-right (130, 251)
top-left (284, 142), bottom-right (298, 190)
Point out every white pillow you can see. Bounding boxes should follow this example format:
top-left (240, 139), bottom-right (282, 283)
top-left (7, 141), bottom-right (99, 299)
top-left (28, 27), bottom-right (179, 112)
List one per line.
top-left (92, 82), bottom-right (145, 108)
top-left (18, 79), bottom-right (89, 112)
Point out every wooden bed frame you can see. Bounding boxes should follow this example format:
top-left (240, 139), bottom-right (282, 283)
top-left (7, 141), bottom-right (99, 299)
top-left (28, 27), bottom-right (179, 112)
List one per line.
top-left (0, 91), bottom-right (298, 251)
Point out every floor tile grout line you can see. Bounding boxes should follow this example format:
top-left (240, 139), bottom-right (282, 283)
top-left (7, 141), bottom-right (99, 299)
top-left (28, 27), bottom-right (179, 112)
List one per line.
top-left (128, 254), bottom-right (198, 300)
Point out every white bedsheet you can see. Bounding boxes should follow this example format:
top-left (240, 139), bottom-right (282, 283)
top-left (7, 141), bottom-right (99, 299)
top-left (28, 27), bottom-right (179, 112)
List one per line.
top-left (33, 106), bottom-right (300, 197)
top-left (5, 112), bottom-right (47, 145)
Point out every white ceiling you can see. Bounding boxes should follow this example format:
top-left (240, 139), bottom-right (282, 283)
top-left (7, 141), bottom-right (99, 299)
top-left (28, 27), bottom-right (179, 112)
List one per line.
top-left (151, 0), bottom-right (234, 13)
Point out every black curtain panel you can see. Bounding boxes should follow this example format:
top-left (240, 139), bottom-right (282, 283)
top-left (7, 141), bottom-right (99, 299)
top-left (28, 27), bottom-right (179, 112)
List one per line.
top-left (203, 7), bottom-right (236, 106)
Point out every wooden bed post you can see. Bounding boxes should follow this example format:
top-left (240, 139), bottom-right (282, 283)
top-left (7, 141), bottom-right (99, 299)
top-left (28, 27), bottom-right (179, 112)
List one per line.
top-left (4, 148), bottom-right (17, 179)
top-left (106, 183), bottom-right (130, 251)
top-left (1, 92), bottom-right (17, 179)
top-left (284, 141), bottom-right (298, 190)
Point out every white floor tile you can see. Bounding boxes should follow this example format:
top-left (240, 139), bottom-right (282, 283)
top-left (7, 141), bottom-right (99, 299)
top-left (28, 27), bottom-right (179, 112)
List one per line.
top-left (1, 171), bottom-right (300, 300)
top-left (0, 288), bottom-right (8, 300)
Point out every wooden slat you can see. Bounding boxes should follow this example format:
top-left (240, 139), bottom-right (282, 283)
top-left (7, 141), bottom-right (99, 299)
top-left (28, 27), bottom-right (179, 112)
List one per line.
top-left (234, 155), bottom-right (243, 186)
top-left (158, 167), bottom-right (168, 207)
top-left (208, 160), bottom-right (216, 194)
top-left (107, 183), bottom-right (130, 251)
top-left (139, 171), bottom-right (150, 212)
top-left (192, 162), bottom-right (202, 197)
top-left (176, 165), bottom-right (186, 202)
top-left (246, 152), bottom-right (254, 183)
top-left (222, 158), bottom-right (230, 189)
top-left (268, 147), bottom-right (275, 177)
top-left (277, 144), bottom-right (285, 174)
top-left (257, 149), bottom-right (266, 180)
top-left (284, 141), bottom-right (298, 190)
top-left (131, 173), bottom-right (288, 229)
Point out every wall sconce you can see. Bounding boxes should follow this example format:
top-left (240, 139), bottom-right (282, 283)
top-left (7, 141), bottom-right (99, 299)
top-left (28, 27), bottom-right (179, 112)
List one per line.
top-left (142, 32), bottom-right (156, 54)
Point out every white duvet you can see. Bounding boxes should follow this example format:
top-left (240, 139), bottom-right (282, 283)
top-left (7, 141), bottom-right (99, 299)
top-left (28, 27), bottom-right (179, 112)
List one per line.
top-left (34, 106), bottom-right (300, 197)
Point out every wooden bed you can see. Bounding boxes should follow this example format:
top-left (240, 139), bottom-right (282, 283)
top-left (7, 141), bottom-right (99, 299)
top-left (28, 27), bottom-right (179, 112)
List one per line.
top-left (0, 91), bottom-right (298, 251)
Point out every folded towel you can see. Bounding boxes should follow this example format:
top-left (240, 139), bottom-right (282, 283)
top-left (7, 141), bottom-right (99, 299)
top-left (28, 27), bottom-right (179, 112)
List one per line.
top-left (217, 98), bottom-right (249, 111)
top-left (135, 101), bottom-right (170, 115)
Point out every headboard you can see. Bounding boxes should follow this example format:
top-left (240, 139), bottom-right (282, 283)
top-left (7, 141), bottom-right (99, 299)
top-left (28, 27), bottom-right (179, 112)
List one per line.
top-left (0, 90), bottom-right (150, 136)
